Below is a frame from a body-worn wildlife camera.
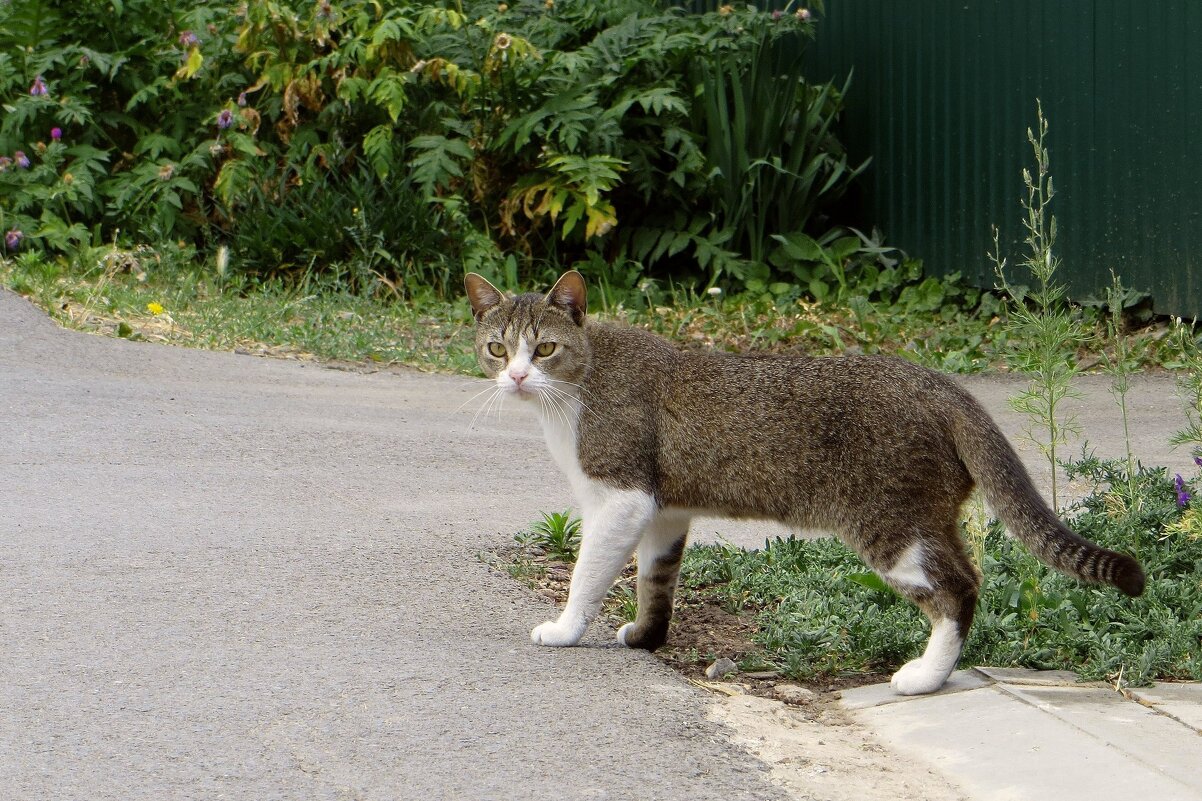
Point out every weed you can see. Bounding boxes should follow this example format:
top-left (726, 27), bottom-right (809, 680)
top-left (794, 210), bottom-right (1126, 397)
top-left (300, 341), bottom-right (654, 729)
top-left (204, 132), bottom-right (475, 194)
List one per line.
top-left (1169, 319), bottom-right (1202, 460)
top-left (1102, 271), bottom-right (1139, 478)
top-left (518, 509), bottom-right (583, 563)
top-left (991, 102), bottom-right (1089, 510)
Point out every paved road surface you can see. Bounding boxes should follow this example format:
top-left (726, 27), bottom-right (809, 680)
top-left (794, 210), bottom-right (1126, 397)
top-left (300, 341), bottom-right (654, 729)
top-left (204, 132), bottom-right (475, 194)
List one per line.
top-left (2, 287), bottom-right (1191, 800)
top-left (1, 289), bottom-right (786, 800)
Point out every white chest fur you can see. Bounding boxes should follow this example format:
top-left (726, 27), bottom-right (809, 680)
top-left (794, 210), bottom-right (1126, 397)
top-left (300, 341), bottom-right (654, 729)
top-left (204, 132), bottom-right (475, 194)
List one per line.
top-left (538, 399), bottom-right (589, 496)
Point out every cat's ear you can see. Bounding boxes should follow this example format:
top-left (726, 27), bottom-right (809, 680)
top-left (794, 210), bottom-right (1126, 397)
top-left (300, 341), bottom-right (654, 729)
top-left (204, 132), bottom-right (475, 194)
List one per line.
top-left (546, 270), bottom-right (587, 325)
top-left (464, 273), bottom-right (505, 320)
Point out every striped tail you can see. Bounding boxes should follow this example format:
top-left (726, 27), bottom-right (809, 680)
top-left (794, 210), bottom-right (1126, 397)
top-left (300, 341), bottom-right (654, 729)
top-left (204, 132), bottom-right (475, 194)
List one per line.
top-left (952, 401), bottom-right (1145, 597)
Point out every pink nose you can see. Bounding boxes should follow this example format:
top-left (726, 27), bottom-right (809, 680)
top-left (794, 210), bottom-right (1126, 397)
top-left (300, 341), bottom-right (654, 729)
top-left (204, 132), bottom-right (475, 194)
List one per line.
top-left (510, 370), bottom-right (528, 387)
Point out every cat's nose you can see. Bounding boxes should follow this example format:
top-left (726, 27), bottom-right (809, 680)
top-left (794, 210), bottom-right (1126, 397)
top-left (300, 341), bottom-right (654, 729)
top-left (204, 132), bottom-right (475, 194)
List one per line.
top-left (510, 369), bottom-right (529, 386)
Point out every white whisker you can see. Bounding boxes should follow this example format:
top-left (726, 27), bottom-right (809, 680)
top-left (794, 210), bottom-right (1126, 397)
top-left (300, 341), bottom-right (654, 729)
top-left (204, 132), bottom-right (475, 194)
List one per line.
top-left (543, 387), bottom-right (571, 430)
top-left (546, 378), bottom-right (593, 397)
top-left (467, 385), bottom-right (503, 432)
top-left (454, 382), bottom-right (503, 415)
top-left (543, 383), bottom-right (590, 417)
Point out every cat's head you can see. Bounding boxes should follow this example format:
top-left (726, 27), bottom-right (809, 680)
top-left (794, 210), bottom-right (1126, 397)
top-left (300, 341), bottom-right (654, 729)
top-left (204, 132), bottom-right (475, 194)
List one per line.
top-left (463, 271), bottom-right (589, 401)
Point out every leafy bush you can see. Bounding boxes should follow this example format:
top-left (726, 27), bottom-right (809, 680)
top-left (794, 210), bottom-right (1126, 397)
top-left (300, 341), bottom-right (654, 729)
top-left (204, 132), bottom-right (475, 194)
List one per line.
top-left (2, 0), bottom-right (870, 299)
top-left (0, 0), bottom-right (240, 248)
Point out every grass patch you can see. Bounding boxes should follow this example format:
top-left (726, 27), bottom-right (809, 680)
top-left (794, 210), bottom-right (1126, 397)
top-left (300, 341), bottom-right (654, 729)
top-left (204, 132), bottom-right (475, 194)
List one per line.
top-left (500, 456), bottom-right (1202, 691)
top-left (1, 247), bottom-right (478, 372)
top-left (2, 248), bottom-right (1187, 376)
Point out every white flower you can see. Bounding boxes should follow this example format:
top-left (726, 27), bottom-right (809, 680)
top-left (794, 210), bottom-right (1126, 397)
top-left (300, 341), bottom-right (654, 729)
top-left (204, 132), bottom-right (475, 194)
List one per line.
top-left (707, 287), bottom-right (722, 297)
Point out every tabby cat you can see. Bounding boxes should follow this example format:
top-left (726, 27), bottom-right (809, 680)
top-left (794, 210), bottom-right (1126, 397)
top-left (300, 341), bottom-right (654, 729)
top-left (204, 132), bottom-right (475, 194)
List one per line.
top-left (465, 270), bottom-right (1144, 695)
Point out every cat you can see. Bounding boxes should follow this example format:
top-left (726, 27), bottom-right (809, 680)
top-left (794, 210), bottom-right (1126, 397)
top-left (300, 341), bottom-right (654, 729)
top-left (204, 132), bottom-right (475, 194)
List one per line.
top-left (464, 269), bottom-right (1145, 695)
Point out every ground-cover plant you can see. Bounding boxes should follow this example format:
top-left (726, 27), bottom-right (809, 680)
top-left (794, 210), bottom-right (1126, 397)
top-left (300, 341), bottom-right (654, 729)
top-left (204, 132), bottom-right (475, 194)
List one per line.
top-left (5, 241), bottom-right (1195, 380)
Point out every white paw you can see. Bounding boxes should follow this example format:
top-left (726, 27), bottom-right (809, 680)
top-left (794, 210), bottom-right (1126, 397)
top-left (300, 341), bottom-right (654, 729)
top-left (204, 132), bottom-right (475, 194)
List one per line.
top-left (616, 622), bottom-right (634, 647)
top-left (890, 658), bottom-right (948, 696)
top-left (530, 618), bottom-right (585, 647)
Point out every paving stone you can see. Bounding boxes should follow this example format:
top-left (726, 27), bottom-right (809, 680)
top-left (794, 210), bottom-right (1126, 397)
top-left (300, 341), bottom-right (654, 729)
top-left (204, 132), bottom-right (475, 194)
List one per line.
top-left (852, 685), bottom-right (1202, 801)
top-left (996, 682), bottom-right (1202, 791)
top-left (838, 669), bottom-right (991, 710)
top-left (1126, 683), bottom-right (1202, 734)
top-left (973, 666), bottom-right (1086, 686)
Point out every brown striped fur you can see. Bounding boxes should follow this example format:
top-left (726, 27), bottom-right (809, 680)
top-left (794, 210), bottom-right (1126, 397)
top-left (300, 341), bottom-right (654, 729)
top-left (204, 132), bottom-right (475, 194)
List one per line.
top-left (467, 271), bottom-right (1145, 680)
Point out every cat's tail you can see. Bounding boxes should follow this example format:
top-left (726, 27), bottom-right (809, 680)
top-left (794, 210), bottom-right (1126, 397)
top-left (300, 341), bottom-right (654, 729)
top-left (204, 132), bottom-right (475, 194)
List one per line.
top-left (952, 401), bottom-right (1146, 597)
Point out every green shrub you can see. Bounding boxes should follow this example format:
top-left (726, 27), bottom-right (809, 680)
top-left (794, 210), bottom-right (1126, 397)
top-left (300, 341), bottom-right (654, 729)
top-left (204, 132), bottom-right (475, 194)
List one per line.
top-left (0, 0), bottom-right (242, 248)
top-left (2, 0), bottom-right (870, 299)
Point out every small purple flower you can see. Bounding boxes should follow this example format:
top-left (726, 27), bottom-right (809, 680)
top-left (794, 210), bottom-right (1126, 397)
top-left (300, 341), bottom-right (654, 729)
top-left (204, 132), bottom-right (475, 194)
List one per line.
top-left (50, 127), bottom-right (62, 141)
top-left (772, 9), bottom-right (783, 20)
top-left (14, 150), bottom-right (30, 169)
top-left (0, 156), bottom-right (11, 172)
top-left (1175, 474), bottom-right (1191, 508)
top-left (4, 228), bottom-right (21, 251)
top-left (29, 75), bottom-right (48, 96)
top-left (216, 109), bottom-right (234, 130)
top-left (178, 30), bottom-right (199, 47)
top-left (237, 91), bottom-right (247, 107)
top-left (1194, 456), bottom-right (1202, 469)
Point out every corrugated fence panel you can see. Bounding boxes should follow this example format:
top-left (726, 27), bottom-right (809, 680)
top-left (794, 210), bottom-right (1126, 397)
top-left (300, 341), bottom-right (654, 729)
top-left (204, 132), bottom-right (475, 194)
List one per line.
top-left (806, 0), bottom-right (1202, 318)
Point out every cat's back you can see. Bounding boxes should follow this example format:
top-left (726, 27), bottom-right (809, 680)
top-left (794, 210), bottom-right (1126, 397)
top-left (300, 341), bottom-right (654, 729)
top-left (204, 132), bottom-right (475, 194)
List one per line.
top-left (581, 320), bottom-right (681, 392)
top-left (673, 348), bottom-right (964, 416)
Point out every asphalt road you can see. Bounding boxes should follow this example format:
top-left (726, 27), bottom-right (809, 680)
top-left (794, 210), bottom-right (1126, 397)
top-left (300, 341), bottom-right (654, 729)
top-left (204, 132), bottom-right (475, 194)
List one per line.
top-left (1, 289), bottom-right (786, 801)
top-left (2, 287), bottom-right (1189, 800)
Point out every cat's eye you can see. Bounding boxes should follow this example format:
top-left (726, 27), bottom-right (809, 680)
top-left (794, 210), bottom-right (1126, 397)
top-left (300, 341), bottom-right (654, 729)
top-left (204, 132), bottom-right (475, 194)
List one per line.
top-left (534, 342), bottom-right (557, 358)
top-left (487, 342), bottom-right (507, 358)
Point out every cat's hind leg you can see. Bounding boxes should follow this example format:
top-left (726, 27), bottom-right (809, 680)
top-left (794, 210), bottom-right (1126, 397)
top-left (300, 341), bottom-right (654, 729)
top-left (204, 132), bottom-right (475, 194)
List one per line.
top-left (879, 533), bottom-right (980, 695)
top-left (531, 487), bottom-right (657, 647)
top-left (616, 511), bottom-right (690, 650)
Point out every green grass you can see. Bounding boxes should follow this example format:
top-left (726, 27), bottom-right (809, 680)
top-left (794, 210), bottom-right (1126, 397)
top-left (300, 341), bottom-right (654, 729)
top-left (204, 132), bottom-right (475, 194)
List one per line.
top-left (0, 247), bottom-right (478, 372)
top-left (0, 247), bottom-right (1188, 376)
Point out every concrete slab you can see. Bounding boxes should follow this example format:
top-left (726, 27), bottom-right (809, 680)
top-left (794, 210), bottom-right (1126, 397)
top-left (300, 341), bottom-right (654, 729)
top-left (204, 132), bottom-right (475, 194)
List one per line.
top-left (839, 669), bottom-right (992, 710)
top-left (1127, 683), bottom-right (1202, 734)
top-left (851, 685), bottom-right (1202, 801)
top-left (973, 666), bottom-right (1089, 686)
top-left (996, 682), bottom-right (1202, 792)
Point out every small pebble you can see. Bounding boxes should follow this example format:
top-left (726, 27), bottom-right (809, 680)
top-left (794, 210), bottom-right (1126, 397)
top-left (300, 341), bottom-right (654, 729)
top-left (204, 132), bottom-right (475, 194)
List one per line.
top-left (705, 657), bottom-right (738, 680)
top-left (773, 683), bottom-right (817, 704)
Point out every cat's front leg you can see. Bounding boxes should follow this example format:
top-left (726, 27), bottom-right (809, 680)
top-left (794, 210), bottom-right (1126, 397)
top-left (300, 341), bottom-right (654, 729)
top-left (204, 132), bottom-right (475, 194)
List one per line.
top-left (531, 488), bottom-right (657, 647)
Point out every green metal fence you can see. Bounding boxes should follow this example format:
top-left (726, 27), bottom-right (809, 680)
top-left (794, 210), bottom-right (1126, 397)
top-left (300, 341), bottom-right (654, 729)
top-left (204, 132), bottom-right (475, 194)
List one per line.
top-left (805, 0), bottom-right (1202, 318)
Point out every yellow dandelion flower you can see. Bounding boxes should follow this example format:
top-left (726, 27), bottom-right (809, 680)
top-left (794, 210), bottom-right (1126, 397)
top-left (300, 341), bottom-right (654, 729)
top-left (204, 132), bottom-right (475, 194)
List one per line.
top-left (147, 302), bottom-right (165, 316)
